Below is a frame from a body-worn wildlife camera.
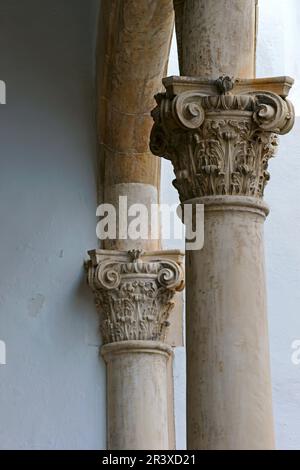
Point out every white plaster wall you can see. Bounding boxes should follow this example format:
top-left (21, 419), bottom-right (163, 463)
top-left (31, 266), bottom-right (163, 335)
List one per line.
top-left (164, 32), bottom-right (187, 450)
top-left (0, 0), bottom-right (105, 449)
top-left (164, 0), bottom-right (300, 450)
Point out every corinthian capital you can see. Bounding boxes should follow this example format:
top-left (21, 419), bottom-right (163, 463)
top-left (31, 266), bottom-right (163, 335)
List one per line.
top-left (86, 249), bottom-right (184, 344)
top-left (150, 75), bottom-right (295, 202)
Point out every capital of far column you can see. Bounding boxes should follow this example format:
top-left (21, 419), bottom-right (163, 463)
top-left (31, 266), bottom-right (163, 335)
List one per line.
top-left (150, 75), bottom-right (294, 203)
top-left (86, 249), bottom-right (184, 345)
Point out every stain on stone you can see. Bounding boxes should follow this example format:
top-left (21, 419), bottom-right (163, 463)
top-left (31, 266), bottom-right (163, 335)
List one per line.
top-left (28, 294), bottom-right (45, 317)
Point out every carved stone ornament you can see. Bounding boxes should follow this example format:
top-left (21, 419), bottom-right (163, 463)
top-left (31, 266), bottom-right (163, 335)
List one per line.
top-left (86, 249), bottom-right (184, 344)
top-left (150, 75), bottom-right (295, 202)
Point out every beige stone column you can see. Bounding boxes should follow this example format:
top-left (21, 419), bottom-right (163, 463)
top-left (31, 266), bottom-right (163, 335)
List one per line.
top-left (97, 0), bottom-right (175, 252)
top-left (173, 0), bottom-right (257, 78)
top-left (87, 249), bottom-right (184, 449)
top-left (151, 75), bottom-right (294, 449)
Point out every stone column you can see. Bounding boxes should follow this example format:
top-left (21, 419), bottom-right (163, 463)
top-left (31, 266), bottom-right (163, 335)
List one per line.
top-left (97, 0), bottom-right (175, 252)
top-left (86, 249), bottom-right (184, 449)
top-left (150, 75), bottom-right (294, 449)
top-left (92, 0), bottom-right (183, 450)
top-left (173, 0), bottom-right (257, 78)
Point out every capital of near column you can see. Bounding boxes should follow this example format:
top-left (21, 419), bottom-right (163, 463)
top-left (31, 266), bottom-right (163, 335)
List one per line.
top-left (150, 75), bottom-right (294, 203)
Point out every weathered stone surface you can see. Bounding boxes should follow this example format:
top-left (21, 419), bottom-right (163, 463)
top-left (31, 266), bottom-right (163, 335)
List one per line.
top-left (186, 197), bottom-right (275, 449)
top-left (103, 341), bottom-right (173, 450)
top-left (174, 0), bottom-right (257, 78)
top-left (92, 2), bottom-right (182, 452)
top-left (151, 74), bottom-right (295, 449)
top-left (97, 0), bottom-right (174, 195)
top-left (86, 245), bottom-right (184, 451)
top-left (151, 75), bottom-right (294, 202)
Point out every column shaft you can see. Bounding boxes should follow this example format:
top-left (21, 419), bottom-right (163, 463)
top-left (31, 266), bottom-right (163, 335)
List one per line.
top-left (186, 198), bottom-right (274, 449)
top-left (87, 249), bottom-right (184, 450)
top-left (97, 0), bottom-right (174, 251)
top-left (174, 0), bottom-right (257, 78)
top-left (103, 342), bottom-right (172, 450)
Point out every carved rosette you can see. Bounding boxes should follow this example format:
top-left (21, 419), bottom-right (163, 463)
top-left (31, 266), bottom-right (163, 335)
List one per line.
top-left (86, 249), bottom-right (184, 344)
top-left (150, 76), bottom-right (295, 202)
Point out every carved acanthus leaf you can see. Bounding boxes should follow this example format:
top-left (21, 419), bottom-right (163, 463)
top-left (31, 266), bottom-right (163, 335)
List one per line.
top-left (150, 76), bottom-right (295, 202)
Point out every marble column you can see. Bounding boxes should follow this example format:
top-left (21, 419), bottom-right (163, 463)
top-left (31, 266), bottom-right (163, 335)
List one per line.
top-left (150, 75), bottom-right (294, 448)
top-left (86, 249), bottom-right (184, 449)
top-left (90, 0), bottom-right (183, 450)
top-left (173, 0), bottom-right (257, 78)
